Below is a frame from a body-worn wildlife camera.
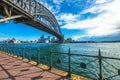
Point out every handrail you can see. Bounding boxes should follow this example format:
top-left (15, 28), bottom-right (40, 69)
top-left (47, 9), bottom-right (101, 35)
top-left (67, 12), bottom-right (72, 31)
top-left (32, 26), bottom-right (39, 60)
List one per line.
top-left (0, 45), bottom-right (120, 80)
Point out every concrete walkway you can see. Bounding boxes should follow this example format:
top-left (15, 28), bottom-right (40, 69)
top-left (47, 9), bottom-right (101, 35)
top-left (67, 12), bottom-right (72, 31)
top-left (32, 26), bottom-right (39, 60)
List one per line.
top-left (0, 52), bottom-right (69, 80)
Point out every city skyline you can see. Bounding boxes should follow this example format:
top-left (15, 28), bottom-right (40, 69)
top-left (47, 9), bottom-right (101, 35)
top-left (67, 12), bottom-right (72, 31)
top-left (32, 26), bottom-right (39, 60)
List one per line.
top-left (0, 0), bottom-right (120, 41)
top-left (1, 35), bottom-right (57, 43)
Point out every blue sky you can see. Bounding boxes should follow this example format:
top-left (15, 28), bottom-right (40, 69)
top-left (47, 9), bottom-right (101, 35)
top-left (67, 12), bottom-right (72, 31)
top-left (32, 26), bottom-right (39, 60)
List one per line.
top-left (0, 0), bottom-right (120, 41)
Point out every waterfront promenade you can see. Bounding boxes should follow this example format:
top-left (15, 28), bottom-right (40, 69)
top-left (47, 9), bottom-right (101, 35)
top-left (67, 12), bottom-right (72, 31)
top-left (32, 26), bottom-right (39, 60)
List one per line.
top-left (0, 52), bottom-right (69, 80)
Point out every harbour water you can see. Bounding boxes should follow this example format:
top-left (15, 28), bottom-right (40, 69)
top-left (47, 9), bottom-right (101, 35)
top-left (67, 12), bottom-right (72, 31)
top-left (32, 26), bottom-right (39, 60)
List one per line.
top-left (0, 43), bottom-right (120, 80)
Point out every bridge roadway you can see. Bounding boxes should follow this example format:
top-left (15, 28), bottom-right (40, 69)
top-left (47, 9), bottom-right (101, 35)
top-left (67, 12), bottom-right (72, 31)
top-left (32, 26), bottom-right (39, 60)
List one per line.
top-left (0, 0), bottom-right (64, 42)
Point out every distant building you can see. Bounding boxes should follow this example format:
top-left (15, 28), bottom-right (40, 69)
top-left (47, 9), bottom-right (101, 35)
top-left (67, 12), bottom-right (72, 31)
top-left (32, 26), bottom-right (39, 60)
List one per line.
top-left (37, 35), bottom-right (61, 43)
top-left (9, 38), bottom-right (17, 43)
top-left (3, 39), bottom-right (10, 43)
top-left (38, 35), bottom-right (51, 43)
top-left (9, 38), bottom-right (22, 44)
top-left (41, 35), bottom-right (45, 43)
top-left (38, 35), bottom-right (45, 43)
top-left (65, 38), bottom-right (73, 43)
top-left (17, 40), bottom-right (21, 43)
top-left (51, 37), bottom-right (56, 43)
top-left (45, 40), bottom-right (49, 43)
top-left (29, 40), bottom-right (37, 43)
top-left (46, 36), bottom-right (51, 43)
top-left (3, 38), bottom-right (21, 44)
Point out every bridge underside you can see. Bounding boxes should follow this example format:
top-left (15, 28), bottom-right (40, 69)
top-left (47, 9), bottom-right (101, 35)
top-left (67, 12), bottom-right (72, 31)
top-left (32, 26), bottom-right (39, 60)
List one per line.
top-left (0, 0), bottom-right (64, 43)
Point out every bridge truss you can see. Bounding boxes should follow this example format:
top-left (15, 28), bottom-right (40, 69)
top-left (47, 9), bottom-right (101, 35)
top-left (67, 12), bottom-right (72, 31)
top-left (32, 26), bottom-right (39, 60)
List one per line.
top-left (0, 0), bottom-right (64, 42)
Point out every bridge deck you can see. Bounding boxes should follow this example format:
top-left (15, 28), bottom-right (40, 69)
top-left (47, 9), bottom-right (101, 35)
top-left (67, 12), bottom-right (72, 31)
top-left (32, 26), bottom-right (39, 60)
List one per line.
top-left (0, 0), bottom-right (64, 42)
top-left (0, 52), bottom-right (69, 80)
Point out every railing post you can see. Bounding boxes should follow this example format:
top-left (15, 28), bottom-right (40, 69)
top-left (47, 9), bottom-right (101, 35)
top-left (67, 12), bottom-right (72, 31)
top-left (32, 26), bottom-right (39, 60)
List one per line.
top-left (18, 47), bottom-right (21, 57)
top-left (12, 47), bottom-right (14, 55)
top-left (18, 47), bottom-right (20, 56)
top-left (68, 48), bottom-right (71, 77)
top-left (12, 47), bottom-right (15, 55)
top-left (33, 53), bottom-right (35, 60)
top-left (15, 47), bottom-right (17, 56)
top-left (0, 46), bottom-right (1, 51)
top-left (98, 49), bottom-right (102, 80)
top-left (22, 47), bottom-right (24, 58)
top-left (28, 47), bottom-right (31, 61)
top-left (8, 47), bottom-right (10, 54)
top-left (8, 47), bottom-right (9, 53)
top-left (37, 48), bottom-right (40, 65)
top-left (49, 48), bottom-right (52, 71)
top-left (16, 47), bottom-right (18, 56)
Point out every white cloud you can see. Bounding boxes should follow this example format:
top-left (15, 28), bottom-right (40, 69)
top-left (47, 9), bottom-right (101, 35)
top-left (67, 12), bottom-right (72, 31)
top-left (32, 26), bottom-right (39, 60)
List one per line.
top-left (38, 0), bottom-right (52, 11)
top-left (87, 27), bottom-right (120, 37)
top-left (72, 35), bottom-right (90, 41)
top-left (95, 0), bottom-right (112, 4)
top-left (38, 0), bottom-right (59, 14)
top-left (60, 0), bottom-right (120, 39)
top-left (72, 36), bottom-right (83, 41)
top-left (58, 13), bottom-right (79, 24)
top-left (53, 0), bottom-right (64, 4)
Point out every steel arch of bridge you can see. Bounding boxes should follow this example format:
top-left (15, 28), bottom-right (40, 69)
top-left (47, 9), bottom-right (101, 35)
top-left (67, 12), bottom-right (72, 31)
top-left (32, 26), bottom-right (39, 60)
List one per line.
top-left (0, 0), bottom-right (64, 42)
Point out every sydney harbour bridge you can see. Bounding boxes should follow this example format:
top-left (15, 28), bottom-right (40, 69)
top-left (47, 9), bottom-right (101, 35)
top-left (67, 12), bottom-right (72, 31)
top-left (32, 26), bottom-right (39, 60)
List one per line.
top-left (0, 0), bottom-right (64, 42)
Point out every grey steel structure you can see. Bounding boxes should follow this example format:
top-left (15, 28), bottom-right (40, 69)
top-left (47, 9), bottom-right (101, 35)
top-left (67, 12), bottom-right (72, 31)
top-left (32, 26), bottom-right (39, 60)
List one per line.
top-left (0, 0), bottom-right (64, 42)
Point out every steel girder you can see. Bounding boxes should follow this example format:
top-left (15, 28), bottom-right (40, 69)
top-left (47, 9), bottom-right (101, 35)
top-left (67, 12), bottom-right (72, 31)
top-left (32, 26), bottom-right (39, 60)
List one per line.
top-left (0, 0), bottom-right (64, 42)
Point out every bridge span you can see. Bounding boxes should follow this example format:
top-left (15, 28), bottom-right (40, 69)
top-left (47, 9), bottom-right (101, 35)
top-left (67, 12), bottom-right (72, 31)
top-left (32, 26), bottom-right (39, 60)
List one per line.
top-left (0, 0), bottom-right (64, 42)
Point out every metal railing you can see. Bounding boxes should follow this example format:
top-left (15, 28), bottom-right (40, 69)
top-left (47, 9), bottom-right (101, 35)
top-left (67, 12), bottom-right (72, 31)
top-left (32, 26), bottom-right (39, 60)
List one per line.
top-left (0, 45), bottom-right (120, 80)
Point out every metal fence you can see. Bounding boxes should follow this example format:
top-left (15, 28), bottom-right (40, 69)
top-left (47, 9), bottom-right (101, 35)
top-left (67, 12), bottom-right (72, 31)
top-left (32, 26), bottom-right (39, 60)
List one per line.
top-left (0, 45), bottom-right (120, 80)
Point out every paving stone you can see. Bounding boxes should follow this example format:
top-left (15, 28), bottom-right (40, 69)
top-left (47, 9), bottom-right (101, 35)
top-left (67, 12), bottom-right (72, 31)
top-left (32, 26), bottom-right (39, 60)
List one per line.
top-left (0, 52), bottom-right (69, 80)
